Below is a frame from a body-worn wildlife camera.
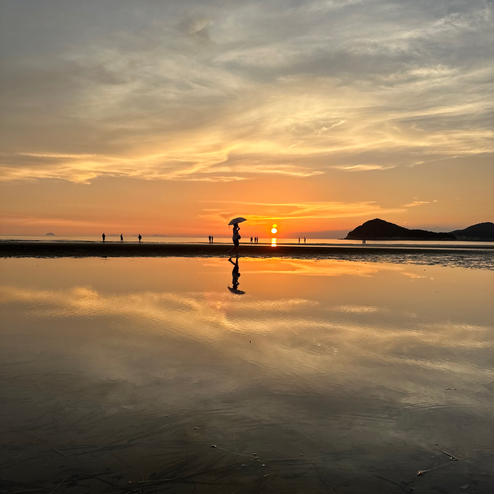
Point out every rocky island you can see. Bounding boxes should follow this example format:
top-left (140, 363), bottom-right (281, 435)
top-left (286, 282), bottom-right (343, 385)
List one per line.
top-left (346, 218), bottom-right (494, 241)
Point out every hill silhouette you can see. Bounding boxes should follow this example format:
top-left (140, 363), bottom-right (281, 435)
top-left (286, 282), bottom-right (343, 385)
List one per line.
top-left (345, 218), bottom-right (493, 240)
top-left (451, 222), bottom-right (494, 241)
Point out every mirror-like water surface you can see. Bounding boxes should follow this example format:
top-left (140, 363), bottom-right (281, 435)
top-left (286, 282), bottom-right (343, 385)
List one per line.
top-left (0, 257), bottom-right (492, 493)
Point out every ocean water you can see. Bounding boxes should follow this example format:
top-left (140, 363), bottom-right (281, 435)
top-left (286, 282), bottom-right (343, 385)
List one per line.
top-left (0, 257), bottom-right (492, 493)
top-left (1, 233), bottom-right (492, 248)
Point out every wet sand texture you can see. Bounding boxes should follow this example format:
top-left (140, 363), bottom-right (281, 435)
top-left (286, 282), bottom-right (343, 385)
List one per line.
top-left (1, 257), bottom-right (492, 493)
top-left (0, 241), bottom-right (492, 258)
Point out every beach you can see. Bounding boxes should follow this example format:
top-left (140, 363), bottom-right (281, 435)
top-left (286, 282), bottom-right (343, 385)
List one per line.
top-left (1, 240), bottom-right (492, 271)
top-left (1, 256), bottom-right (492, 493)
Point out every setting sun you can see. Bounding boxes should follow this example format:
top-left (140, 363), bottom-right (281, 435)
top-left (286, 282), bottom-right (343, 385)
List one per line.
top-left (271, 224), bottom-right (278, 235)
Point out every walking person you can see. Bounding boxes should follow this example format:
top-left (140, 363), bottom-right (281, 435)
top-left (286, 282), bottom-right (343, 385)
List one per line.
top-left (232, 223), bottom-right (241, 254)
top-left (120, 234), bottom-right (124, 242)
top-left (138, 234), bottom-right (142, 243)
top-left (228, 217), bottom-right (246, 256)
top-left (102, 233), bottom-right (106, 242)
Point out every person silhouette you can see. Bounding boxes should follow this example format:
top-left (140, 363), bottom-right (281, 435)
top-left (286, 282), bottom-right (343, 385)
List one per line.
top-left (230, 223), bottom-right (241, 254)
top-left (120, 234), bottom-right (124, 242)
top-left (304, 236), bottom-right (306, 244)
top-left (138, 234), bottom-right (142, 243)
top-left (102, 233), bottom-right (106, 242)
top-left (228, 256), bottom-right (245, 294)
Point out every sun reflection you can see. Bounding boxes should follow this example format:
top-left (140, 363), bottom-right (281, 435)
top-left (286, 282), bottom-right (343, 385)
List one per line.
top-left (271, 238), bottom-right (277, 247)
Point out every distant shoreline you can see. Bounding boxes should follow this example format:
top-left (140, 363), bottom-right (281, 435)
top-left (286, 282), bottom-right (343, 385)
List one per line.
top-left (1, 241), bottom-right (492, 258)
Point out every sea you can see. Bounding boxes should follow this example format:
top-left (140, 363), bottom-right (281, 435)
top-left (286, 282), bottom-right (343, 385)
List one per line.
top-left (1, 233), bottom-right (492, 248)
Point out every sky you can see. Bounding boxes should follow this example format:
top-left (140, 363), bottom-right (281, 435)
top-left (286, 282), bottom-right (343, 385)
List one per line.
top-left (0, 0), bottom-right (492, 237)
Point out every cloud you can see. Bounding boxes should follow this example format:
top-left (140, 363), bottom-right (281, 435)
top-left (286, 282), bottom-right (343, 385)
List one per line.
top-left (333, 164), bottom-right (393, 172)
top-left (403, 199), bottom-right (438, 208)
top-left (199, 200), bottom-right (405, 225)
top-left (0, 0), bottom-right (492, 184)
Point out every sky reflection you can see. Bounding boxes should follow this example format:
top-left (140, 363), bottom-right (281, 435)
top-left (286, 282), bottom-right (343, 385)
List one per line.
top-left (0, 257), bottom-right (492, 492)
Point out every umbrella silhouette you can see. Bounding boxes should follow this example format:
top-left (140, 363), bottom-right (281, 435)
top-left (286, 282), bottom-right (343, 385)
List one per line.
top-left (228, 286), bottom-right (245, 295)
top-left (228, 217), bottom-right (246, 225)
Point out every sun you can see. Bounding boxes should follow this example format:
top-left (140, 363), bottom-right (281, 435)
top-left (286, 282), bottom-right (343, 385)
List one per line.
top-left (271, 223), bottom-right (278, 235)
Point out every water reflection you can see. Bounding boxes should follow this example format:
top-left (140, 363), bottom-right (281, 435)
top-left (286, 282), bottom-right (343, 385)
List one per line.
top-left (228, 255), bottom-right (245, 294)
top-left (0, 257), bottom-right (492, 493)
top-left (271, 237), bottom-right (277, 247)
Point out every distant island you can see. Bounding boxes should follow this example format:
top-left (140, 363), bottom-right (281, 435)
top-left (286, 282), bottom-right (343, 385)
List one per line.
top-left (451, 223), bottom-right (494, 241)
top-left (346, 219), bottom-right (494, 241)
top-left (45, 232), bottom-right (56, 236)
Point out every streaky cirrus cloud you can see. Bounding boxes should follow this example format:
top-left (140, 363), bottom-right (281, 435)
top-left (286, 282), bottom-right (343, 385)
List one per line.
top-left (199, 199), bottom-right (413, 228)
top-left (0, 0), bottom-right (492, 184)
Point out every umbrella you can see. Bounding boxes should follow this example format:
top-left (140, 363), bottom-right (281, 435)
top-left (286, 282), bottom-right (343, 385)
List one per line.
top-left (228, 217), bottom-right (247, 225)
top-left (228, 287), bottom-right (245, 295)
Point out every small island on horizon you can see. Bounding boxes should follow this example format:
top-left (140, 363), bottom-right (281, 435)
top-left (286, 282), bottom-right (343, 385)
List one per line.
top-left (345, 218), bottom-right (494, 241)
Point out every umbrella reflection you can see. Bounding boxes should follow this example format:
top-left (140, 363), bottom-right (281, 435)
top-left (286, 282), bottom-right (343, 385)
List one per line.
top-left (228, 256), bottom-right (245, 295)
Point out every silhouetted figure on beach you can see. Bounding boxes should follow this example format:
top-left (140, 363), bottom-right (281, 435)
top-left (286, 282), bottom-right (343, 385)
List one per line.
top-left (211, 236), bottom-right (214, 243)
top-left (304, 236), bottom-right (306, 244)
top-left (138, 234), bottom-right (142, 243)
top-left (230, 223), bottom-right (241, 254)
top-left (102, 233), bottom-right (106, 242)
top-left (228, 256), bottom-right (245, 294)
top-left (298, 237), bottom-right (300, 244)
top-left (250, 236), bottom-right (253, 243)
top-left (120, 234), bottom-right (124, 242)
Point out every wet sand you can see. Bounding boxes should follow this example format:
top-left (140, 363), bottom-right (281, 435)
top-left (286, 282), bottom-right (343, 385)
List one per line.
top-left (1, 257), bottom-right (493, 493)
top-left (1, 240), bottom-right (492, 258)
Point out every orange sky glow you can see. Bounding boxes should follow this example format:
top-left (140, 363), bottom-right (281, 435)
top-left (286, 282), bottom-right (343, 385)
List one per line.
top-left (0, 1), bottom-right (492, 237)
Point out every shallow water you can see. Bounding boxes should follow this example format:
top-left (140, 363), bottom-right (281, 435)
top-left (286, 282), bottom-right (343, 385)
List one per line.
top-left (0, 257), bottom-right (492, 493)
top-left (2, 233), bottom-right (493, 248)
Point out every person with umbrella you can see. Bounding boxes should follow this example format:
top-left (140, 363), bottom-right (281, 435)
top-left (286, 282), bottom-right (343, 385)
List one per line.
top-left (228, 217), bottom-right (246, 256)
top-left (228, 256), bottom-right (245, 295)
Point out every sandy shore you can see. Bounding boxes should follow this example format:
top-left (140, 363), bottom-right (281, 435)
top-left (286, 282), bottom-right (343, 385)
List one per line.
top-left (0, 240), bottom-right (492, 258)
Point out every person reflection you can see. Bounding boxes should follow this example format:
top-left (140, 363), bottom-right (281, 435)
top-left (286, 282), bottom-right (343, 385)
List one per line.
top-left (228, 256), bottom-right (245, 295)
